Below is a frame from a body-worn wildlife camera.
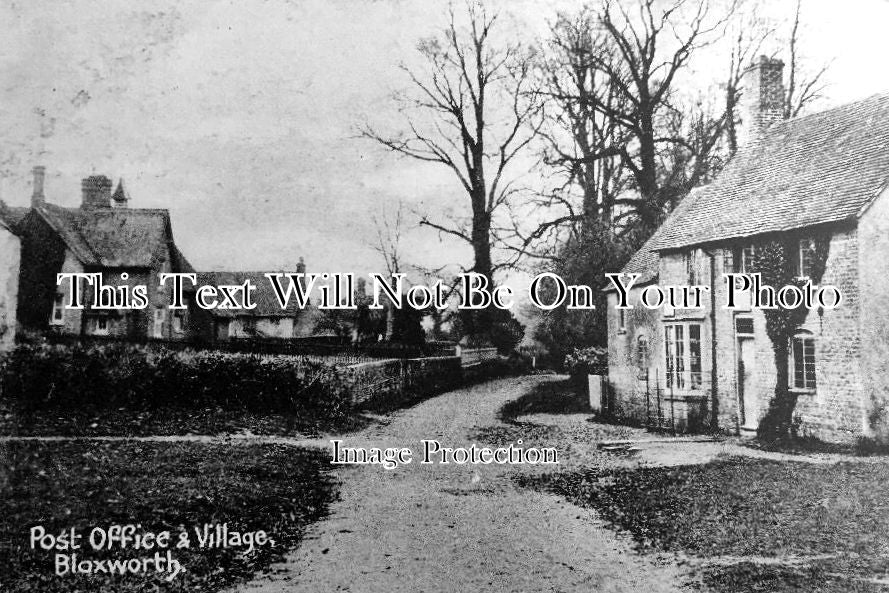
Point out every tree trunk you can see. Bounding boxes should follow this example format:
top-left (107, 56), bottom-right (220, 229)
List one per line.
top-left (758, 343), bottom-right (799, 441)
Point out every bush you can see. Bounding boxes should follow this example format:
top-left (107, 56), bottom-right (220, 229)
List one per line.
top-left (564, 346), bottom-right (607, 375)
top-left (0, 343), bottom-right (352, 420)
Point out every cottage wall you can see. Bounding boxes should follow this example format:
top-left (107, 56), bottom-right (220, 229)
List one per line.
top-left (789, 228), bottom-right (862, 442)
top-left (228, 316), bottom-right (295, 339)
top-left (606, 286), bottom-right (662, 425)
top-left (608, 229), bottom-right (864, 442)
top-left (857, 186), bottom-right (889, 441)
top-left (0, 226), bottom-right (20, 349)
top-left (54, 251), bottom-right (86, 335)
top-left (16, 211), bottom-right (68, 333)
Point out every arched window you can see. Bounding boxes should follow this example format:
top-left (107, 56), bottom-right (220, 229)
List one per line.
top-left (636, 335), bottom-right (649, 380)
top-left (791, 330), bottom-right (816, 390)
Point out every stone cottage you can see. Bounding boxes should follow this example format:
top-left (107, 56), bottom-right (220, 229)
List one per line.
top-left (15, 168), bottom-right (204, 340)
top-left (196, 268), bottom-right (312, 341)
top-left (606, 57), bottom-right (889, 443)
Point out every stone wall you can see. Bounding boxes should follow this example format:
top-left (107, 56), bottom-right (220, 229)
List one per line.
top-left (605, 284), bottom-right (662, 426)
top-left (857, 186), bottom-right (889, 441)
top-left (791, 227), bottom-right (862, 442)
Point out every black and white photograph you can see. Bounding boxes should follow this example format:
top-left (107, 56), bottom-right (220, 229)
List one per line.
top-left (1, 0), bottom-right (889, 591)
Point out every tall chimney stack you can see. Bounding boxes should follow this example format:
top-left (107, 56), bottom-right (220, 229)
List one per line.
top-left (81, 175), bottom-right (113, 209)
top-left (31, 166), bottom-right (45, 208)
top-left (740, 56), bottom-right (786, 146)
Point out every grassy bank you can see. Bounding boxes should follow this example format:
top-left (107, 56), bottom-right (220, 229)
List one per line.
top-left (0, 440), bottom-right (337, 592)
top-left (522, 457), bottom-right (889, 592)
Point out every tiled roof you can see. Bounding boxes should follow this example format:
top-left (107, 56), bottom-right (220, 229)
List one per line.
top-left (650, 92), bottom-right (889, 251)
top-left (609, 188), bottom-right (704, 289)
top-left (0, 204), bottom-right (29, 233)
top-left (618, 236), bottom-right (659, 286)
top-left (197, 272), bottom-right (304, 318)
top-left (36, 204), bottom-right (190, 270)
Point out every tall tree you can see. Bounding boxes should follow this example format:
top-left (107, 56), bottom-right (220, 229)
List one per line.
top-left (593, 0), bottom-right (735, 233)
top-left (363, 1), bottom-right (542, 298)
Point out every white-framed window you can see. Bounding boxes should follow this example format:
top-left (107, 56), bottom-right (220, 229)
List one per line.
top-left (618, 308), bottom-right (626, 333)
top-left (722, 248), bottom-right (734, 274)
top-left (172, 312), bottom-right (183, 333)
top-left (636, 335), bottom-right (649, 380)
top-left (51, 293), bottom-right (65, 325)
top-left (741, 245), bottom-right (755, 273)
top-left (94, 316), bottom-right (110, 335)
top-left (665, 322), bottom-right (702, 390)
top-left (797, 238), bottom-right (816, 278)
top-left (791, 331), bottom-right (816, 391)
top-left (153, 308), bottom-right (165, 338)
top-left (684, 250), bottom-right (698, 285)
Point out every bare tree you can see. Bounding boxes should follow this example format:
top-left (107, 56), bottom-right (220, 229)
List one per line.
top-left (371, 200), bottom-right (407, 276)
top-left (716, 0), bottom-right (775, 155)
top-left (363, 1), bottom-right (543, 293)
top-left (501, 8), bottom-right (631, 264)
top-left (722, 0), bottom-right (827, 154)
top-left (782, 0), bottom-right (829, 119)
top-left (510, 0), bottom-right (736, 263)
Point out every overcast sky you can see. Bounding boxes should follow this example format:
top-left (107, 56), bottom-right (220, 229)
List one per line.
top-left (1, 0), bottom-right (887, 276)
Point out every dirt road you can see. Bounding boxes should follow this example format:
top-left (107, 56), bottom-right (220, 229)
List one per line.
top-left (231, 376), bottom-right (688, 593)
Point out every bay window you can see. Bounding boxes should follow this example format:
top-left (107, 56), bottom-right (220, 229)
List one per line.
top-left (665, 322), bottom-right (702, 390)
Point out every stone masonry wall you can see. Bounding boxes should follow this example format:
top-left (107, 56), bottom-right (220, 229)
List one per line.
top-left (791, 227), bottom-right (862, 442)
top-left (608, 229), bottom-right (864, 443)
top-left (606, 287), bottom-right (662, 425)
top-left (857, 186), bottom-right (889, 441)
top-left (0, 227), bottom-right (20, 350)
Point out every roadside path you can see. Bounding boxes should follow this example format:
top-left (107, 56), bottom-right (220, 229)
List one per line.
top-left (226, 376), bottom-right (688, 593)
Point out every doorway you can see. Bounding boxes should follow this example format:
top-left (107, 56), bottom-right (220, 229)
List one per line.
top-left (737, 336), bottom-right (758, 431)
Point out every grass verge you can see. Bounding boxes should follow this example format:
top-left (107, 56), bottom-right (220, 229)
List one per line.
top-left (520, 457), bottom-right (889, 592)
top-left (0, 403), bottom-right (372, 438)
top-left (0, 440), bottom-right (336, 592)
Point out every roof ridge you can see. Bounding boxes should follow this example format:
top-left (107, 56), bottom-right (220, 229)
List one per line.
top-left (645, 90), bottom-right (889, 253)
top-left (771, 91), bottom-right (889, 131)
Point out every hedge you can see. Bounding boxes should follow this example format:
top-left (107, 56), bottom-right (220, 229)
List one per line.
top-left (0, 343), bottom-right (352, 420)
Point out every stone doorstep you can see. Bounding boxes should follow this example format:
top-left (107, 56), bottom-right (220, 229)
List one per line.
top-left (596, 435), bottom-right (722, 449)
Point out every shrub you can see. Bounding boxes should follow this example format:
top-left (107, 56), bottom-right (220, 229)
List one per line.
top-left (564, 346), bottom-right (608, 376)
top-left (0, 343), bottom-right (352, 420)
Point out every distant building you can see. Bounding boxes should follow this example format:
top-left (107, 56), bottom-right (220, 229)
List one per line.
top-left (15, 167), bottom-right (201, 340)
top-left (197, 263), bottom-right (317, 341)
top-left (0, 204), bottom-right (22, 350)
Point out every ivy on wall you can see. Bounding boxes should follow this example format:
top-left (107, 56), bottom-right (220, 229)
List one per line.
top-left (753, 232), bottom-right (830, 441)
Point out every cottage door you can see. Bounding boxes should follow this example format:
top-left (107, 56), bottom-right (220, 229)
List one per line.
top-left (737, 337), bottom-right (758, 431)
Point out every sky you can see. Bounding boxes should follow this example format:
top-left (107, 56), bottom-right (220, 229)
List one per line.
top-left (0, 0), bottom-right (887, 278)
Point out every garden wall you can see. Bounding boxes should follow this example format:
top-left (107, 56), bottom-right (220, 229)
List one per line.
top-left (342, 356), bottom-right (464, 410)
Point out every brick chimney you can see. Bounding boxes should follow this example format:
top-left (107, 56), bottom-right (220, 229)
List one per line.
top-left (81, 175), bottom-right (113, 209)
top-left (740, 56), bottom-right (786, 146)
top-left (31, 166), bottom-right (45, 208)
